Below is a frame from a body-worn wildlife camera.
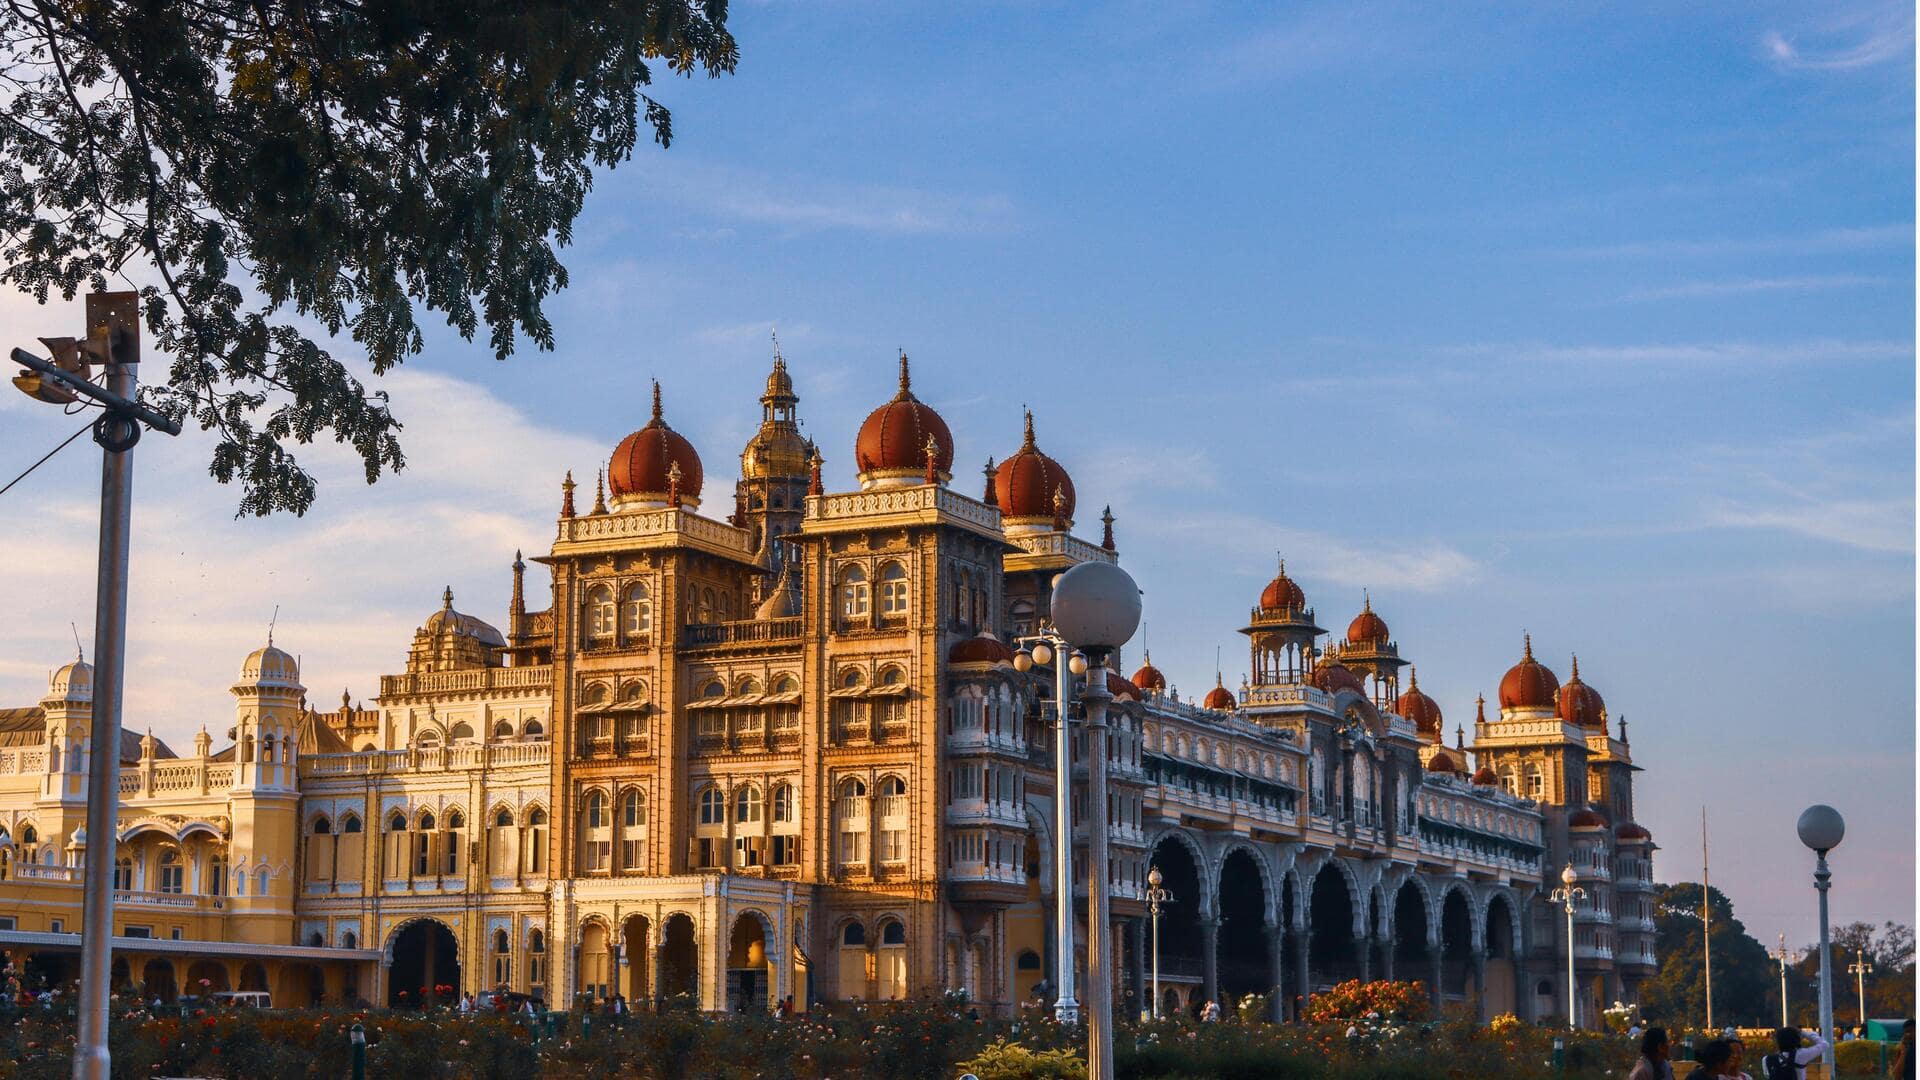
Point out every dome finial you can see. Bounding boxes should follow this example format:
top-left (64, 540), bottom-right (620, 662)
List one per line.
top-left (591, 469), bottom-right (607, 514)
top-left (1362, 588), bottom-right (1371, 612)
top-left (650, 379), bottom-right (663, 424)
top-left (1569, 652), bottom-right (1580, 680)
top-left (442, 586), bottom-right (453, 610)
top-left (808, 444), bottom-right (824, 496)
top-left (1022, 408), bottom-right (1036, 450)
top-left (770, 327), bottom-right (783, 365)
top-left (1100, 505), bottom-right (1115, 551)
top-left (1407, 665), bottom-right (1418, 688)
top-left (267, 604), bottom-right (278, 647)
top-left (70, 622), bottom-right (83, 663)
top-left (898, 350), bottom-right (911, 394)
top-left (982, 457), bottom-right (998, 506)
top-left (1475, 693), bottom-right (1487, 721)
top-left (561, 470), bottom-right (577, 518)
top-left (1522, 632), bottom-right (1533, 660)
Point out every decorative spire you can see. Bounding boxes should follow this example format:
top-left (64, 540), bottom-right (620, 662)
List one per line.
top-left (1522, 632), bottom-right (1533, 660)
top-left (591, 469), bottom-right (607, 515)
top-left (509, 549), bottom-right (527, 625)
top-left (650, 379), bottom-right (663, 425)
top-left (807, 444), bottom-right (823, 497)
top-left (1362, 588), bottom-right (1371, 612)
top-left (442, 585), bottom-right (454, 610)
top-left (1569, 653), bottom-right (1580, 681)
top-left (1407, 665), bottom-right (1419, 689)
top-left (667, 460), bottom-right (683, 508)
top-left (1455, 723), bottom-right (1465, 751)
top-left (1475, 693), bottom-right (1487, 722)
top-left (1618, 713), bottom-right (1629, 744)
top-left (561, 470), bottom-right (577, 518)
top-left (341, 687), bottom-right (351, 710)
top-left (897, 351), bottom-right (911, 397)
top-left (923, 433), bottom-right (940, 485)
top-left (1021, 409), bottom-right (1037, 450)
top-left (1100, 505), bottom-right (1115, 550)
top-left (982, 457), bottom-right (998, 507)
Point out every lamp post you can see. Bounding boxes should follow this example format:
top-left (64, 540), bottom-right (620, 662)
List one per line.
top-left (1796, 804), bottom-right (1844, 1075)
top-left (1145, 866), bottom-right (1172, 1019)
top-left (1846, 948), bottom-right (1872, 1029)
top-left (1013, 631), bottom-right (1081, 1027)
top-left (1548, 862), bottom-right (1586, 1031)
top-left (11, 293), bottom-right (180, 1080)
top-left (1015, 560), bottom-right (1141, 1080)
top-left (1772, 934), bottom-right (1791, 1029)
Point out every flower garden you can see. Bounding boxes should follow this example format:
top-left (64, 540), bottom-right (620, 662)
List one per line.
top-left (0, 980), bottom-right (1768, 1080)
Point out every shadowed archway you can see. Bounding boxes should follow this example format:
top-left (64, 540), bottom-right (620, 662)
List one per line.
top-left (1216, 849), bottom-right (1269, 1004)
top-left (1308, 866), bottom-right (1357, 990)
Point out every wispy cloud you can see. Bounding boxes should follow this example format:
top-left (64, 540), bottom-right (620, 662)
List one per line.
top-left (1763, 7), bottom-right (1914, 72)
top-left (1608, 274), bottom-right (1888, 303)
top-left (1442, 338), bottom-right (1911, 367)
top-left (1134, 511), bottom-right (1480, 594)
top-left (1549, 223), bottom-right (1913, 259)
top-left (642, 160), bottom-right (1015, 237)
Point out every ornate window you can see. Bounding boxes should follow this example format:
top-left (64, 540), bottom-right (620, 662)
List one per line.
top-left (735, 784), bottom-right (763, 824)
top-left (158, 850), bottom-right (183, 894)
top-left (836, 778), bottom-right (868, 867)
top-left (697, 785), bottom-right (726, 827)
top-left (621, 582), bottom-right (652, 638)
top-left (581, 792), bottom-right (610, 873)
top-left (415, 812), bottom-right (437, 875)
top-left (526, 808), bottom-right (549, 875)
top-left (585, 585), bottom-right (616, 643)
top-left (528, 929), bottom-right (546, 989)
top-left (492, 929), bottom-right (512, 986)
top-left (837, 564), bottom-right (870, 621)
top-left (621, 791), bottom-right (647, 871)
top-left (113, 856), bottom-right (132, 891)
top-left (877, 776), bottom-right (908, 864)
top-left (1008, 599), bottom-right (1036, 637)
top-left (771, 676), bottom-right (801, 732)
top-left (444, 811), bottom-right (465, 875)
top-left (771, 783), bottom-right (795, 825)
top-left (879, 561), bottom-right (909, 617)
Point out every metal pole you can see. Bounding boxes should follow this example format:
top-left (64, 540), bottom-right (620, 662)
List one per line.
top-left (1084, 657), bottom-right (1113, 1080)
top-left (1150, 895), bottom-right (1160, 1019)
top-left (1702, 808), bottom-right (1713, 1033)
top-left (1566, 900), bottom-right (1577, 1030)
top-left (74, 352), bottom-right (137, 1080)
top-left (1815, 851), bottom-right (1835, 1074)
top-left (1051, 637), bottom-right (1078, 1025)
top-left (1777, 936), bottom-right (1789, 1029)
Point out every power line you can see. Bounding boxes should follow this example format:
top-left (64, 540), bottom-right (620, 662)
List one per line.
top-left (0, 419), bottom-right (93, 499)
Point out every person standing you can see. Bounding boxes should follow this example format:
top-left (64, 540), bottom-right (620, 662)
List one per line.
top-left (1889, 1019), bottom-right (1914, 1080)
top-left (1628, 1027), bottom-right (1675, 1080)
top-left (1760, 1028), bottom-right (1829, 1080)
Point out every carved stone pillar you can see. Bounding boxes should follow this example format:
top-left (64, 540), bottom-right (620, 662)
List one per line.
top-left (1427, 943), bottom-right (1444, 1008)
top-left (1469, 949), bottom-right (1488, 1021)
top-left (1127, 918), bottom-right (1146, 1019)
top-left (1199, 918), bottom-right (1220, 1005)
top-left (1358, 934), bottom-right (1374, 982)
top-left (1266, 925), bottom-right (1285, 1022)
top-left (1289, 928), bottom-right (1310, 1016)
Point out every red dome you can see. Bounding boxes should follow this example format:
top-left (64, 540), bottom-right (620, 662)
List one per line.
top-left (1130, 652), bottom-right (1166, 693)
top-left (1106, 671), bottom-right (1139, 701)
top-left (1471, 766), bottom-right (1497, 786)
top-left (1260, 561), bottom-right (1306, 611)
top-left (1555, 655), bottom-right (1607, 728)
top-left (948, 632), bottom-right (1013, 665)
top-left (1203, 676), bottom-right (1235, 710)
top-left (1395, 668), bottom-right (1443, 740)
top-left (608, 382), bottom-right (704, 507)
top-left (1346, 595), bottom-right (1389, 645)
top-left (1567, 809), bottom-right (1607, 829)
top-left (1498, 635), bottom-right (1560, 710)
top-left (1425, 749), bottom-right (1458, 773)
top-left (1615, 822), bottom-right (1651, 841)
top-left (995, 411), bottom-right (1075, 524)
top-left (854, 355), bottom-right (954, 482)
top-left (1311, 657), bottom-right (1367, 696)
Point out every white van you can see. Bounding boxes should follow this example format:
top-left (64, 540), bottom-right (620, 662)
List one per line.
top-left (210, 991), bottom-right (271, 1009)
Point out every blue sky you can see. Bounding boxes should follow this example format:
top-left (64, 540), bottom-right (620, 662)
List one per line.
top-left (1, 2), bottom-right (1912, 950)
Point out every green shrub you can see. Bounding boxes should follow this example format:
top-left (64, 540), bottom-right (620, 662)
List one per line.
top-left (1835, 1038), bottom-right (1885, 1077)
top-left (957, 1038), bottom-right (1087, 1080)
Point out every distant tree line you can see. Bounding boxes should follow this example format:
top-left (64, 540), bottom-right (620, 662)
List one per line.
top-left (1640, 881), bottom-right (1913, 1029)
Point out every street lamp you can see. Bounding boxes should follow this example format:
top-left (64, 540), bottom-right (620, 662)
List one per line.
top-left (1012, 632), bottom-right (1079, 1028)
top-left (1796, 804), bottom-right (1845, 1075)
top-left (1548, 862), bottom-right (1586, 1031)
top-left (11, 293), bottom-right (179, 1080)
top-left (1014, 560), bottom-right (1140, 1080)
top-left (1772, 934), bottom-right (1791, 1029)
top-left (1144, 865), bottom-right (1172, 1019)
top-left (1846, 948), bottom-right (1872, 1030)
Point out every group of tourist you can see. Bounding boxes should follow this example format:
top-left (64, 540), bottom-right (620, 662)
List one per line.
top-left (1628, 1022), bottom-right (1915, 1080)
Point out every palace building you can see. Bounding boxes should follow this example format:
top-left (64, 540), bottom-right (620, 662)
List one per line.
top-left (0, 353), bottom-right (1656, 1025)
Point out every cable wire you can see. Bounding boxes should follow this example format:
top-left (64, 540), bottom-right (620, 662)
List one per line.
top-left (0, 419), bottom-right (93, 499)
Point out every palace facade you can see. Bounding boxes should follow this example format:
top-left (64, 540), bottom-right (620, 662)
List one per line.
top-left (0, 355), bottom-right (1656, 1024)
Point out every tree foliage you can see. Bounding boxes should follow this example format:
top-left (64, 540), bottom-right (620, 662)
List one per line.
top-left (0, 0), bottom-right (736, 514)
top-left (1640, 882), bottom-right (1777, 1028)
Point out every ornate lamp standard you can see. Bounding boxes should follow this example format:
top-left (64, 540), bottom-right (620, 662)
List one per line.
top-left (1144, 865), bottom-right (1173, 1019)
top-left (1013, 630), bottom-right (1087, 1026)
top-left (1772, 934), bottom-right (1791, 1029)
top-left (1846, 948), bottom-right (1872, 1029)
top-left (1014, 561), bottom-right (1141, 1080)
top-left (1548, 862), bottom-right (1586, 1030)
top-left (1796, 804), bottom-right (1845, 1074)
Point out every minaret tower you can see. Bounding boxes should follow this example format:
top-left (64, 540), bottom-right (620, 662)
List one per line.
top-left (737, 340), bottom-right (811, 581)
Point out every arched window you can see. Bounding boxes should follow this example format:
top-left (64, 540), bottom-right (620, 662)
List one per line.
top-left (771, 783), bottom-right (795, 824)
top-left (494, 719), bottom-right (514, 739)
top-left (255, 867), bottom-right (270, 896)
top-left (770, 676), bottom-right (801, 733)
top-left (495, 808), bottom-right (514, 828)
top-left (342, 930), bottom-right (357, 949)
top-left (444, 810), bottom-right (465, 875)
top-left (879, 561), bottom-right (909, 617)
top-left (621, 582), bottom-right (652, 638)
top-left (698, 786), bottom-right (726, 827)
top-left (19, 825), bottom-right (35, 845)
top-left (621, 790), bottom-right (647, 871)
top-left (876, 918), bottom-right (908, 999)
top-left (1008, 598), bottom-right (1036, 636)
top-left (585, 791), bottom-right (608, 830)
top-left (734, 785), bottom-right (763, 824)
top-left (493, 928), bottom-right (512, 986)
top-left (842, 922), bottom-right (866, 947)
top-left (312, 816), bottom-right (332, 835)
top-left (717, 591), bottom-right (732, 621)
top-left (526, 808), bottom-right (549, 875)
top-left (207, 855), bottom-right (226, 897)
top-left (699, 587), bottom-right (716, 624)
top-left (877, 777), bottom-right (908, 863)
top-left (836, 778), bottom-right (868, 867)
top-left (585, 584), bottom-right (616, 643)
top-left (528, 929), bottom-right (547, 990)
top-left (415, 812), bottom-right (436, 875)
top-left (879, 918), bottom-right (905, 946)
top-left (524, 718), bottom-right (545, 738)
top-left (581, 791), bottom-right (611, 873)
top-left (113, 856), bottom-right (132, 891)
top-left (837, 564), bottom-right (869, 620)
top-left (341, 813), bottom-right (362, 833)
top-left (153, 850), bottom-right (183, 894)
